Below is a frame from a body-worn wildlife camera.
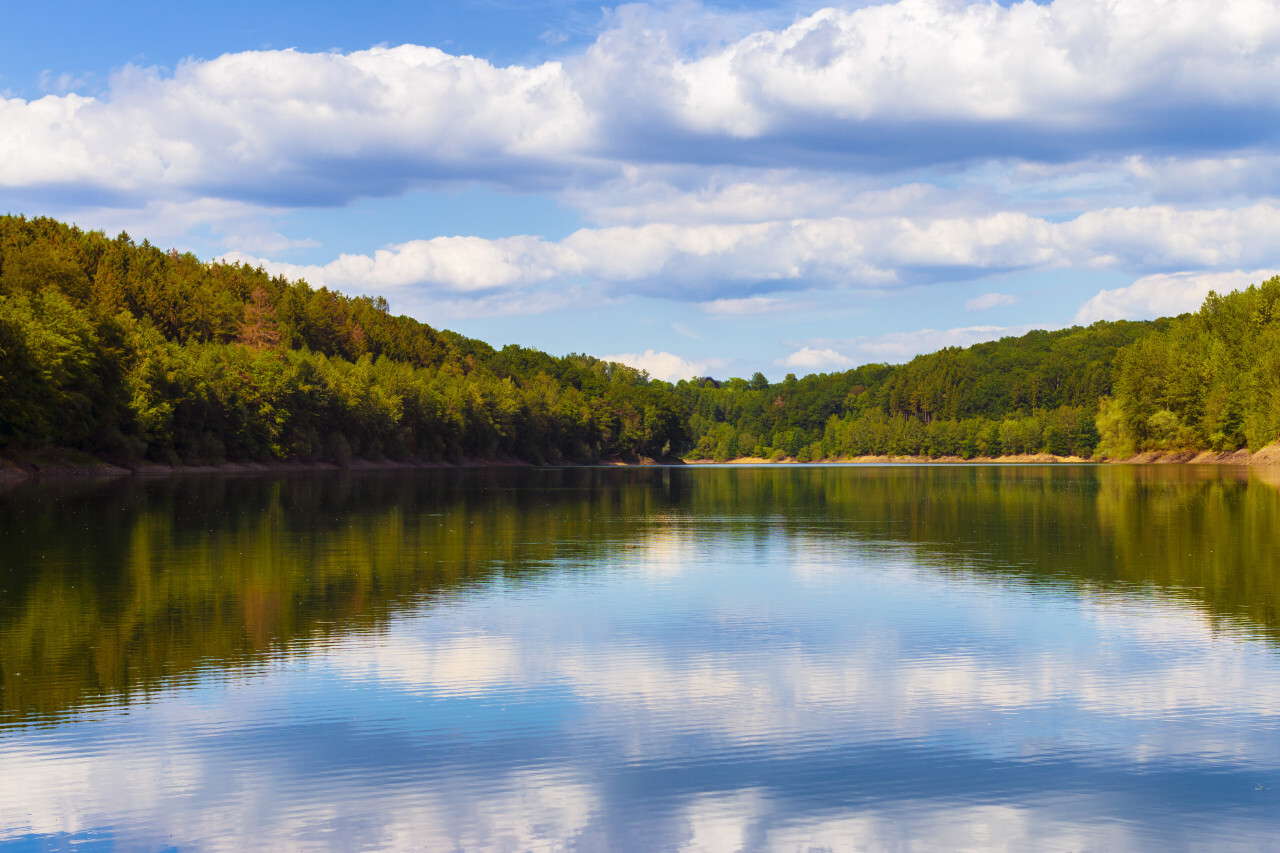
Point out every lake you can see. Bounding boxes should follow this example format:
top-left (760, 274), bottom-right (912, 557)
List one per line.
top-left (2, 464), bottom-right (1280, 851)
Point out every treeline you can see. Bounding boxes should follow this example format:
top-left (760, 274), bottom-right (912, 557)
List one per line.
top-left (675, 279), bottom-right (1280, 461)
top-left (0, 216), bottom-right (688, 464)
top-left (5, 214), bottom-right (1280, 465)
top-left (1099, 276), bottom-right (1280, 456)
top-left (676, 322), bottom-right (1156, 460)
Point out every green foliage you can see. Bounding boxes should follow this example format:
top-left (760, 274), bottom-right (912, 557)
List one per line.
top-left (0, 291), bottom-right (104, 447)
top-left (677, 323), bottom-right (1146, 461)
top-left (7, 213), bottom-right (1278, 466)
top-left (1105, 278), bottom-right (1280, 454)
top-left (0, 215), bottom-right (690, 465)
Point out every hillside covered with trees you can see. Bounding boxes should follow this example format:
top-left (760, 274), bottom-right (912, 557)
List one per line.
top-left (0, 216), bottom-right (688, 465)
top-left (1098, 277), bottom-right (1280, 457)
top-left (3, 214), bottom-right (1279, 467)
top-left (675, 321), bottom-right (1161, 461)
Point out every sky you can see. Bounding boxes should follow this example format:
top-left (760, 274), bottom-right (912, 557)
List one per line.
top-left (3, 0), bottom-right (1280, 381)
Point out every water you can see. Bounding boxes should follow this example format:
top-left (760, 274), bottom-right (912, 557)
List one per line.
top-left (2, 464), bottom-right (1279, 851)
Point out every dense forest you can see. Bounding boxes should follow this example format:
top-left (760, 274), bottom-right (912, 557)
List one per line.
top-left (674, 321), bottom-right (1158, 461)
top-left (0, 216), bottom-right (688, 465)
top-left (3, 214), bottom-right (1279, 466)
top-left (1098, 278), bottom-right (1280, 457)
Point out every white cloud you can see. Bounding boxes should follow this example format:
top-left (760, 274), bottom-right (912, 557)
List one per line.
top-left (1075, 268), bottom-right (1280, 323)
top-left (1056, 203), bottom-right (1280, 269)
top-left (0, 45), bottom-right (594, 200)
top-left (8, 0), bottom-right (1280, 352)
top-left (965, 292), bottom-right (1020, 312)
top-left (599, 349), bottom-right (722, 382)
top-left (7, 0), bottom-right (1280, 210)
top-left (652, 0), bottom-right (1280, 139)
top-left (1120, 153), bottom-right (1280, 203)
top-left (778, 346), bottom-right (855, 372)
top-left (223, 234), bottom-right (566, 293)
top-left (224, 204), bottom-right (1280, 310)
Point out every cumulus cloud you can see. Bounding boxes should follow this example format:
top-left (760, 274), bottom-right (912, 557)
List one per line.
top-left (598, 349), bottom-right (724, 382)
top-left (1075, 268), bottom-right (1280, 323)
top-left (778, 347), bottom-right (856, 372)
top-left (652, 0), bottom-right (1280, 158)
top-left (0, 45), bottom-right (595, 204)
top-left (966, 292), bottom-right (1020, 312)
top-left (1055, 203), bottom-right (1280, 269)
top-left (8, 0), bottom-right (1280, 345)
top-left (225, 204), bottom-right (1280, 308)
top-left (7, 0), bottom-right (1280, 209)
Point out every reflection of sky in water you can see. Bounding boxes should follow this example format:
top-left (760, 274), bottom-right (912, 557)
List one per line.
top-left (4, 524), bottom-right (1280, 851)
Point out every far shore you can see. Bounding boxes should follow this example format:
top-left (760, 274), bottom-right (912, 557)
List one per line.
top-left (0, 455), bottom-right (537, 483)
top-left (4, 443), bottom-right (1280, 482)
top-left (686, 444), bottom-right (1280, 467)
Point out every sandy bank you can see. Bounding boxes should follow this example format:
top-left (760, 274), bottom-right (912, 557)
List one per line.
top-left (684, 453), bottom-right (1091, 465)
top-left (684, 444), bottom-right (1280, 466)
top-left (0, 451), bottom-right (697, 482)
top-left (6, 443), bottom-right (1280, 482)
top-left (0, 455), bottom-right (539, 482)
top-left (1119, 443), bottom-right (1280, 465)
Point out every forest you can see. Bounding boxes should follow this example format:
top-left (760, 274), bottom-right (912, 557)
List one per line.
top-left (0, 216), bottom-right (688, 465)
top-left (673, 320), bottom-right (1157, 461)
top-left (2, 214), bottom-right (1279, 466)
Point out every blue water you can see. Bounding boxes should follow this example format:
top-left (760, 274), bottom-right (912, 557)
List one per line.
top-left (2, 465), bottom-right (1279, 851)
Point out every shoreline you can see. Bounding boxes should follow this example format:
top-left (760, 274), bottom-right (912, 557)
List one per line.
top-left (0, 455), bottom-right (537, 483)
top-left (0, 453), bottom-right (686, 482)
top-left (4, 444), bottom-right (1280, 482)
top-left (687, 445), bottom-right (1280, 466)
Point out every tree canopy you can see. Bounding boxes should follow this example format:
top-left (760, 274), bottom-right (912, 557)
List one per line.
top-left (4, 214), bottom-right (1278, 466)
top-left (0, 216), bottom-right (689, 465)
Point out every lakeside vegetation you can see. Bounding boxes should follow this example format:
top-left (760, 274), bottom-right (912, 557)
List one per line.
top-left (3, 214), bottom-right (1280, 465)
top-left (675, 321), bottom-right (1153, 461)
top-left (0, 216), bottom-right (688, 465)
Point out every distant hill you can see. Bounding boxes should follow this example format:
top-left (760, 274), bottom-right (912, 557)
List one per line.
top-left (3, 214), bottom-right (1277, 466)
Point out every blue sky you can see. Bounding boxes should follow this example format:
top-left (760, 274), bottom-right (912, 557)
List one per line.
top-left (3, 0), bottom-right (1279, 380)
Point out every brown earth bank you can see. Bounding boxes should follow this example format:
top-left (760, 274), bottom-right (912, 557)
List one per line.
top-left (0, 452), bottom-right (531, 482)
top-left (684, 443), bottom-right (1280, 466)
top-left (0, 450), bottom-right (690, 481)
top-left (684, 454), bottom-right (1092, 465)
top-left (6, 444), bottom-right (1280, 482)
top-left (1119, 443), bottom-right (1280, 465)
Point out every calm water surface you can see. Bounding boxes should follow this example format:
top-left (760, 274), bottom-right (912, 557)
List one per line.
top-left (2, 465), bottom-right (1280, 851)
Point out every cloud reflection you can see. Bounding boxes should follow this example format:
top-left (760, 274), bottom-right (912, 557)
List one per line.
top-left (5, 478), bottom-right (1280, 851)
